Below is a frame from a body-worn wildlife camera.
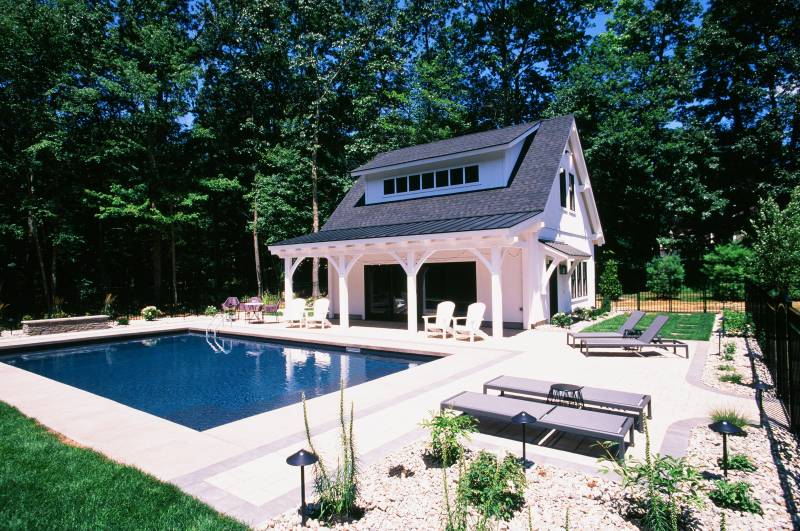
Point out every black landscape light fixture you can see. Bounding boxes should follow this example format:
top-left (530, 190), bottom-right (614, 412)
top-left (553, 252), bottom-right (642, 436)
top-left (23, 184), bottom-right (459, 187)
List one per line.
top-left (511, 411), bottom-right (537, 467)
top-left (708, 421), bottom-right (744, 477)
top-left (286, 449), bottom-right (319, 525)
top-left (753, 382), bottom-right (773, 426)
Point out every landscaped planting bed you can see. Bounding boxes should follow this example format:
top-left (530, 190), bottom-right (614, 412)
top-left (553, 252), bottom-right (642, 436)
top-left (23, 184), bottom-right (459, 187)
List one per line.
top-left (701, 334), bottom-right (755, 395)
top-left (266, 440), bottom-right (634, 530)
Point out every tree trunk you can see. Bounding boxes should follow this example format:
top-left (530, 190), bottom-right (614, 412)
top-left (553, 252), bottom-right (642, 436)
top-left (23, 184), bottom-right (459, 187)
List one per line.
top-left (311, 102), bottom-right (321, 299)
top-left (170, 224), bottom-right (177, 308)
top-left (27, 168), bottom-right (50, 310)
top-left (152, 230), bottom-right (162, 304)
top-left (50, 245), bottom-right (57, 303)
top-left (253, 202), bottom-right (263, 297)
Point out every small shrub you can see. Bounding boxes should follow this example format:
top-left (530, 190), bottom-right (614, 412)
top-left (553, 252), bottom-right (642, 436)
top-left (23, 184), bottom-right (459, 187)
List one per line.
top-left (722, 352), bottom-right (735, 361)
top-left (204, 305), bottom-right (218, 316)
top-left (719, 372), bottom-right (743, 384)
top-left (709, 408), bottom-right (751, 429)
top-left (551, 312), bottom-right (572, 328)
top-left (600, 420), bottom-right (703, 531)
top-left (646, 255), bottom-right (685, 298)
top-left (724, 342), bottom-right (736, 355)
top-left (116, 317), bottom-right (129, 326)
top-left (140, 306), bottom-right (161, 321)
top-left (22, 314), bottom-right (33, 321)
top-left (708, 480), bottom-right (762, 514)
top-left (459, 451), bottom-right (526, 522)
top-left (717, 364), bottom-right (735, 372)
top-left (421, 410), bottom-right (477, 466)
top-left (571, 307), bottom-right (593, 322)
top-left (720, 454), bottom-right (757, 473)
top-left (598, 258), bottom-right (623, 301)
top-left (722, 310), bottom-right (753, 337)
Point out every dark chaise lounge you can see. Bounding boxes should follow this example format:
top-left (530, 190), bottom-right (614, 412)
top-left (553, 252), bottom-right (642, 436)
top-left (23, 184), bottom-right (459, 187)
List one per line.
top-left (483, 375), bottom-right (652, 430)
top-left (441, 391), bottom-right (635, 459)
top-left (577, 315), bottom-right (689, 358)
top-left (566, 310), bottom-right (646, 346)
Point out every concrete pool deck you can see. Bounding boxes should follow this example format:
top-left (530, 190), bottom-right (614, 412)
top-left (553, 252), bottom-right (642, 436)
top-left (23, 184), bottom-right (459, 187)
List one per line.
top-left (0, 317), bottom-right (756, 527)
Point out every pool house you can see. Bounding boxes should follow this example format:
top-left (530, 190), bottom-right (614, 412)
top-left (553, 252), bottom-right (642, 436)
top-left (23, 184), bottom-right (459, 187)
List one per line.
top-left (268, 114), bottom-right (604, 337)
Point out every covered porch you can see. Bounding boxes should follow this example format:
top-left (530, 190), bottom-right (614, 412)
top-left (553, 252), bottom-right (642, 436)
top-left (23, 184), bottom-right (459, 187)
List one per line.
top-left (269, 222), bottom-right (591, 338)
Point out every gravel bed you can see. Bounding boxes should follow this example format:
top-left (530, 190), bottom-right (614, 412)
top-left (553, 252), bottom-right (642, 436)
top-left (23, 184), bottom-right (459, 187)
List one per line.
top-left (701, 335), bottom-right (755, 396)
top-left (264, 441), bottom-right (632, 530)
top-left (685, 426), bottom-right (794, 529)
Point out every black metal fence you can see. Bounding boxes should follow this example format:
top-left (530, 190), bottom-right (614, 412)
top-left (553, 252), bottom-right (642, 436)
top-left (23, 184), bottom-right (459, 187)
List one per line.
top-left (596, 281), bottom-right (747, 314)
top-left (746, 284), bottom-right (800, 434)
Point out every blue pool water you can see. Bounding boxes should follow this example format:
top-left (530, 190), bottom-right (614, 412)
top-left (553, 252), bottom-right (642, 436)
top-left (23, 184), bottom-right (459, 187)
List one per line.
top-left (2, 333), bottom-right (430, 430)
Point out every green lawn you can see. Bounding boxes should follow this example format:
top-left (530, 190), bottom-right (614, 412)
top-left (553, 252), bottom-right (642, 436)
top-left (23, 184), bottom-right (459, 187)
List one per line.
top-left (581, 312), bottom-right (715, 341)
top-left (0, 402), bottom-right (248, 531)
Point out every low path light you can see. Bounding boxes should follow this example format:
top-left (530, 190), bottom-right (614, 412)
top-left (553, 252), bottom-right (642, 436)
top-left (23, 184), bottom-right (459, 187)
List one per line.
top-left (286, 449), bottom-right (318, 525)
top-left (753, 382), bottom-right (772, 426)
top-left (511, 411), bottom-right (537, 468)
top-left (708, 421), bottom-right (744, 477)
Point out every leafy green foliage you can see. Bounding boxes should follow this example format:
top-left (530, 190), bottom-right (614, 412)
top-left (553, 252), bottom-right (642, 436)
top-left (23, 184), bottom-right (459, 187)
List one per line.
top-left (720, 454), bottom-right (757, 473)
top-left (719, 373), bottom-right (743, 384)
top-left (302, 384), bottom-right (359, 523)
top-left (722, 311), bottom-right (752, 337)
top-left (708, 480), bottom-right (762, 514)
top-left (600, 420), bottom-right (703, 531)
top-left (140, 306), bottom-right (161, 321)
top-left (551, 312), bottom-right (573, 328)
top-left (116, 317), bottom-right (129, 326)
top-left (646, 255), bottom-right (685, 298)
top-left (702, 243), bottom-right (751, 300)
top-left (458, 452), bottom-right (526, 522)
top-left (421, 410), bottom-right (477, 467)
top-left (750, 188), bottom-right (800, 298)
top-left (204, 306), bottom-right (218, 316)
top-left (709, 408), bottom-right (751, 429)
top-left (598, 259), bottom-right (623, 301)
top-left (724, 342), bottom-right (736, 355)
top-left (0, 402), bottom-right (246, 530)
top-left (717, 364), bottom-right (735, 372)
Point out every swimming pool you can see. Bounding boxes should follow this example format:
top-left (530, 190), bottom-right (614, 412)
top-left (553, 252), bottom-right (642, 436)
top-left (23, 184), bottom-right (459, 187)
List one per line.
top-left (2, 333), bottom-right (432, 430)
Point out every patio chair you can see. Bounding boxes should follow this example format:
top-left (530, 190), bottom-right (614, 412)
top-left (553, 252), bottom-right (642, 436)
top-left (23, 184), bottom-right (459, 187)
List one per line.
top-left (305, 298), bottom-right (331, 329)
top-left (422, 301), bottom-right (455, 339)
top-left (221, 297), bottom-right (240, 320)
top-left (261, 300), bottom-right (280, 323)
top-left (483, 375), bottom-right (652, 430)
top-left (441, 391), bottom-right (635, 459)
top-left (566, 310), bottom-right (645, 346)
top-left (243, 297), bottom-right (263, 322)
top-left (452, 302), bottom-right (488, 342)
top-left (282, 298), bottom-right (307, 327)
top-left (577, 315), bottom-right (689, 358)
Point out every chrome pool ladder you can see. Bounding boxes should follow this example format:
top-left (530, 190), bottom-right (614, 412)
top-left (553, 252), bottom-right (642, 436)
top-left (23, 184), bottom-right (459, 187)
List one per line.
top-left (205, 314), bottom-right (231, 354)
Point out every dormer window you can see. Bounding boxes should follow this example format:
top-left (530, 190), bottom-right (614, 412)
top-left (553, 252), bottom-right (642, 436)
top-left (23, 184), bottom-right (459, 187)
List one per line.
top-left (383, 164), bottom-right (480, 197)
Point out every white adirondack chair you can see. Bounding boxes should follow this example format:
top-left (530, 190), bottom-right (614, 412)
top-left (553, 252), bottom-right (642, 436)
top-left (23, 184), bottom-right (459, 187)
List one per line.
top-left (305, 298), bottom-right (331, 329)
top-left (283, 298), bottom-right (307, 327)
top-left (422, 301), bottom-right (455, 339)
top-left (452, 302), bottom-right (488, 342)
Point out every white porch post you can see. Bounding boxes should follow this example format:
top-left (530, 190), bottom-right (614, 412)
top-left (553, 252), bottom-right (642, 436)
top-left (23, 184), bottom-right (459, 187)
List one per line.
top-left (338, 271), bottom-right (350, 328)
top-left (284, 257), bottom-right (294, 307)
top-left (490, 248), bottom-right (504, 338)
top-left (389, 250), bottom-right (435, 334)
top-left (327, 255), bottom-right (360, 329)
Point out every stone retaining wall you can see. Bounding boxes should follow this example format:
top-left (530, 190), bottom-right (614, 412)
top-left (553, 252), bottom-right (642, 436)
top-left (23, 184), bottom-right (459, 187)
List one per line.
top-left (22, 315), bottom-right (110, 336)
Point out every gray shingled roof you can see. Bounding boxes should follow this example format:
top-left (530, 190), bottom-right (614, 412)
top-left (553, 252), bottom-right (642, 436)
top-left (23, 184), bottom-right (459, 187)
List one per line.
top-left (540, 240), bottom-right (591, 258)
top-left (274, 211), bottom-right (540, 246)
top-left (352, 122), bottom-right (537, 172)
top-left (272, 114), bottom-right (574, 247)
